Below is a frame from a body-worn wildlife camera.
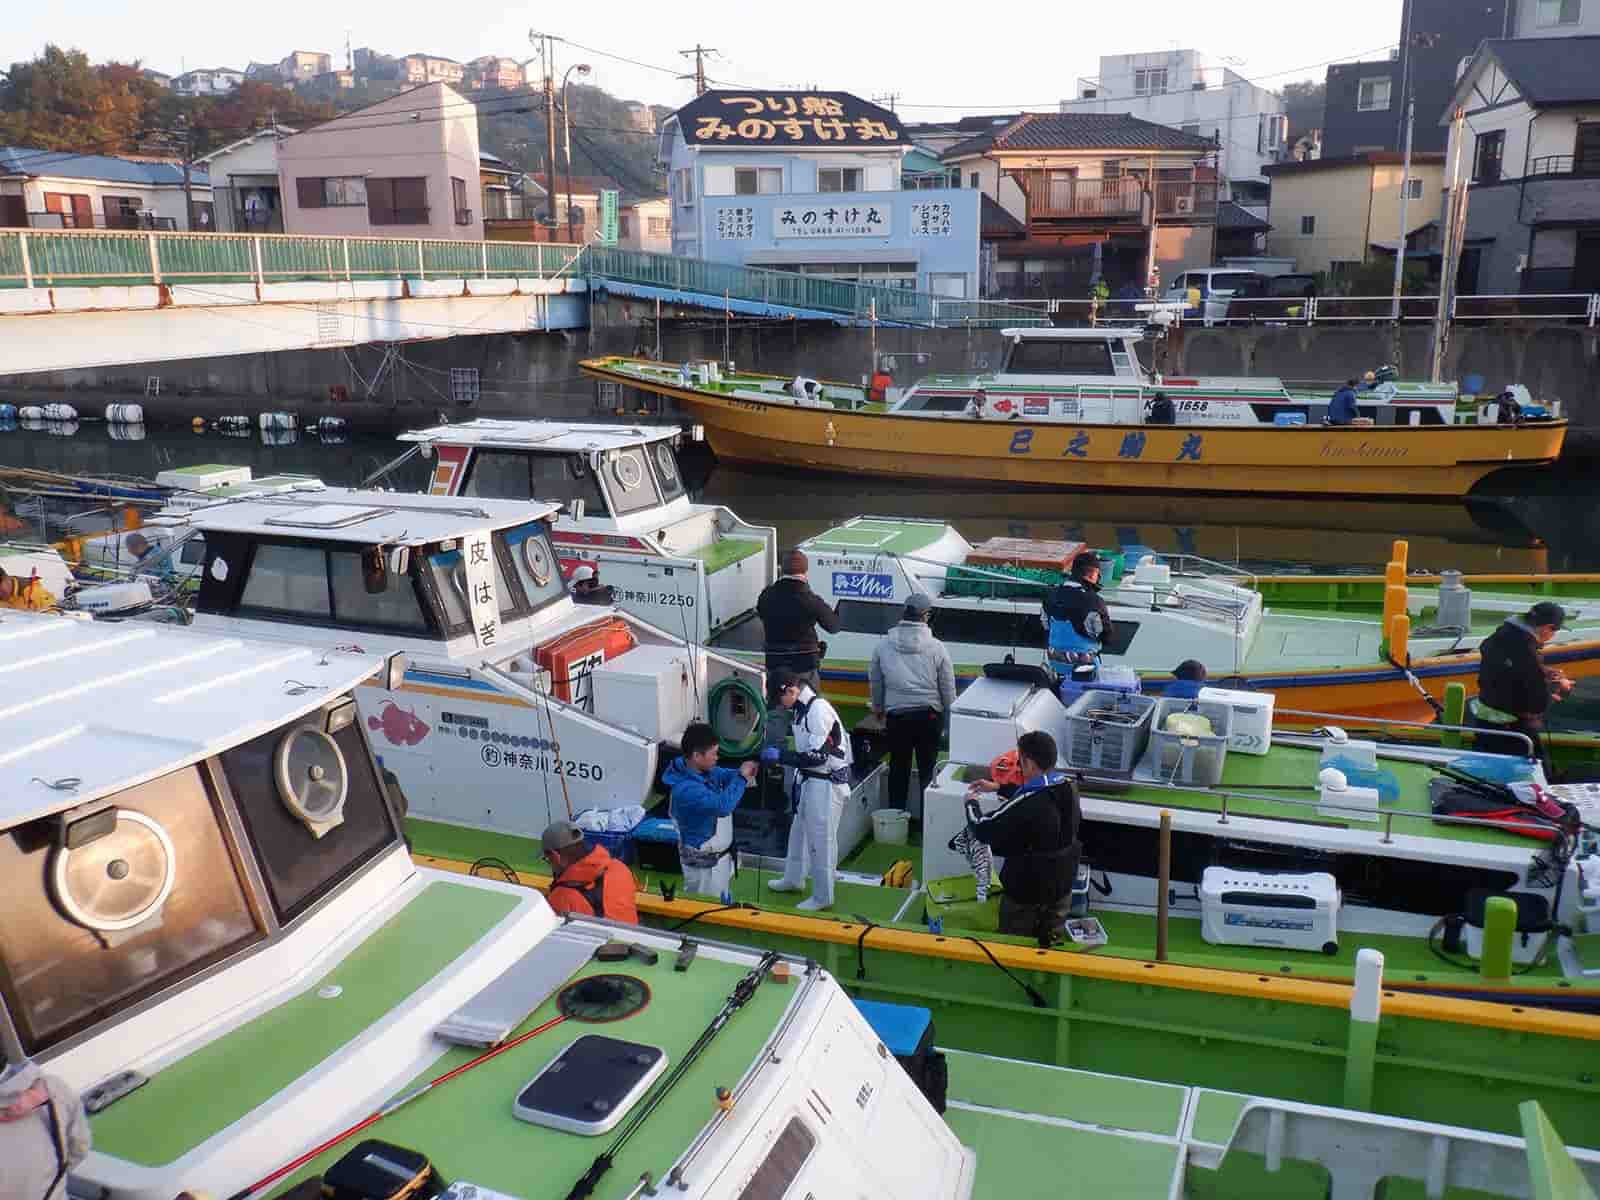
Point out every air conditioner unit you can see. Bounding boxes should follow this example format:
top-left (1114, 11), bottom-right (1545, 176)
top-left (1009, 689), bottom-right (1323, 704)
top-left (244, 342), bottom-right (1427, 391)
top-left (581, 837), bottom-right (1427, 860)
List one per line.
top-left (1174, 195), bottom-right (1195, 215)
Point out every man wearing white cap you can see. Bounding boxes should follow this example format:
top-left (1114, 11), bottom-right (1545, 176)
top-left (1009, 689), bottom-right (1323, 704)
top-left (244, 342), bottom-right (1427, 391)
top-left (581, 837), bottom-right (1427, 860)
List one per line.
top-left (0, 1058), bottom-right (91, 1200)
top-left (569, 564), bottom-right (615, 606)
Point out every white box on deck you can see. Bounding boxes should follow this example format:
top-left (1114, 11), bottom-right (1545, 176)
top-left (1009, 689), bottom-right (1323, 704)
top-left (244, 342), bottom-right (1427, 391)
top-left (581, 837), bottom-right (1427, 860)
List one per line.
top-left (949, 677), bottom-right (1072, 768)
top-left (1197, 687), bottom-right (1275, 756)
top-left (1200, 868), bottom-right (1340, 954)
top-left (590, 644), bottom-right (702, 743)
top-left (155, 464), bottom-right (252, 491)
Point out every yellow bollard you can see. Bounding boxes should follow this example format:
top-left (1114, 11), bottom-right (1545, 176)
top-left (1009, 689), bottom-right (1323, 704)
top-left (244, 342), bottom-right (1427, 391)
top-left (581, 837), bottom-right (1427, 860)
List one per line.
top-left (1388, 612), bottom-right (1411, 664)
top-left (1381, 582), bottom-right (1408, 656)
top-left (1391, 539), bottom-right (1409, 571)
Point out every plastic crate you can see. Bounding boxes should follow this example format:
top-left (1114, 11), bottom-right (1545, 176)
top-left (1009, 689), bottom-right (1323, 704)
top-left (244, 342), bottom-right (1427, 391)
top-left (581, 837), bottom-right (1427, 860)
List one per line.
top-left (583, 823), bottom-right (640, 864)
top-left (945, 562), bottom-right (1062, 600)
top-left (1063, 690), bottom-right (1157, 774)
top-left (1144, 698), bottom-right (1233, 787)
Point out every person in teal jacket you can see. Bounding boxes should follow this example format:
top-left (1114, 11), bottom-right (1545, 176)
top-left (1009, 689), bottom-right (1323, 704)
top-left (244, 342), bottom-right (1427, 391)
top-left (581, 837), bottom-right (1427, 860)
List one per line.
top-left (663, 722), bottom-right (758, 898)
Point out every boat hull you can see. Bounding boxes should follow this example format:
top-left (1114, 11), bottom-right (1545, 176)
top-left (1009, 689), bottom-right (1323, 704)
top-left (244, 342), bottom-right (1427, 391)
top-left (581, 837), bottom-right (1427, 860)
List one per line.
top-left (581, 360), bottom-right (1566, 497)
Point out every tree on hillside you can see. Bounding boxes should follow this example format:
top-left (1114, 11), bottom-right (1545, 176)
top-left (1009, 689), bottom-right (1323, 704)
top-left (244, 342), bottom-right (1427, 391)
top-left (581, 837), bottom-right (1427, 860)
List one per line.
top-left (1281, 79), bottom-right (1326, 148)
top-left (0, 45), bottom-right (155, 153)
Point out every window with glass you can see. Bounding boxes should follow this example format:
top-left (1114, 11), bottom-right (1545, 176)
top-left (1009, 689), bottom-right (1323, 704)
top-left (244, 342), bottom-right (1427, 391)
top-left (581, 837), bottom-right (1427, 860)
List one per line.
top-left (735, 166), bottom-right (783, 195)
top-left (737, 1117), bottom-right (817, 1200)
top-left (1473, 130), bottom-right (1505, 183)
top-left (1135, 68), bottom-right (1169, 95)
top-left (239, 542), bottom-right (436, 634)
top-left (1357, 77), bottom-right (1392, 112)
top-left (1405, 178), bottom-right (1425, 200)
top-left (240, 543), bottom-right (332, 616)
top-left (649, 440), bottom-right (686, 502)
top-left (601, 446), bottom-right (664, 516)
top-left (328, 550), bottom-right (431, 633)
top-left (1536, 0), bottom-right (1581, 25)
top-left (647, 216), bottom-right (670, 235)
top-left (1301, 214), bottom-right (1316, 235)
top-left (295, 176), bottom-right (368, 208)
top-left (461, 449), bottom-right (609, 511)
top-left (502, 522), bottom-right (568, 612)
top-left (818, 167), bottom-right (864, 192)
top-left (1004, 338), bottom-right (1116, 376)
top-left (676, 167), bottom-right (694, 205)
top-left (368, 176), bottom-right (428, 225)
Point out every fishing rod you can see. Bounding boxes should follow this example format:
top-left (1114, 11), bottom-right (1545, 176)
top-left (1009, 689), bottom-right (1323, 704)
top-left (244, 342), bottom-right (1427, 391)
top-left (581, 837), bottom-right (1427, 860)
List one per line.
top-left (225, 1013), bottom-right (568, 1200)
top-left (564, 951), bottom-right (780, 1200)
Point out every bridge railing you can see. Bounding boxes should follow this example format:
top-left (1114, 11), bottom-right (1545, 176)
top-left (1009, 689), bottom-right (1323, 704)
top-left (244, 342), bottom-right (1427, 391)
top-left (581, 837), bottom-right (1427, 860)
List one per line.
top-left (0, 228), bottom-right (584, 289)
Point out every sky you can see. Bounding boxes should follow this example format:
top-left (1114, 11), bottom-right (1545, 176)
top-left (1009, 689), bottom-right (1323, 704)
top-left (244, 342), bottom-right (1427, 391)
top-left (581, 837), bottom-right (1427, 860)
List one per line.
top-left (7, 0), bottom-right (1403, 113)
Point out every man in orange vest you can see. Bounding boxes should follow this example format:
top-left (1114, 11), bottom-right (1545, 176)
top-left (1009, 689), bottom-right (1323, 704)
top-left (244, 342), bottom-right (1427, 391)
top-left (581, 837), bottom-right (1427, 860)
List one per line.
top-left (541, 820), bottom-right (640, 924)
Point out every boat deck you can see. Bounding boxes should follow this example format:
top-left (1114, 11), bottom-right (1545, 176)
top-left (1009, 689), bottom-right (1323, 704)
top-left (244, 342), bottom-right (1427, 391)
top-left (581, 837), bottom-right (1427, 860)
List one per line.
top-left (685, 535), bottom-right (767, 573)
top-left (89, 879), bottom-right (797, 1197)
top-left (804, 516), bottom-right (949, 558)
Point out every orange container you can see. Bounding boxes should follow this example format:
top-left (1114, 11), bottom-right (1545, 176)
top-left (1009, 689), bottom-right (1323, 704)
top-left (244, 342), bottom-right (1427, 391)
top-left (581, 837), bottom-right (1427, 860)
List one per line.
top-left (535, 618), bottom-right (636, 702)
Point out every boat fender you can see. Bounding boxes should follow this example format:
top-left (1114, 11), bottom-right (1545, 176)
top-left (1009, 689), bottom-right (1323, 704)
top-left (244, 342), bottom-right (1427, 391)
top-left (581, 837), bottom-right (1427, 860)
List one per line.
top-left (105, 403), bottom-right (144, 424)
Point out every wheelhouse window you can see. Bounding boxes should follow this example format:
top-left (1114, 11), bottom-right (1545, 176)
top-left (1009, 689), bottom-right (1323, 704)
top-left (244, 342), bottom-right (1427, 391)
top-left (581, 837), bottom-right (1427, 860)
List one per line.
top-left (238, 542), bottom-right (432, 634)
top-left (460, 449), bottom-right (609, 512)
top-left (427, 523), bottom-right (567, 637)
top-left (602, 446), bottom-right (665, 516)
top-left (649, 441), bottom-right (686, 502)
top-left (240, 543), bottom-right (332, 616)
top-left (503, 522), bottom-right (568, 612)
top-left (1003, 338), bottom-right (1116, 376)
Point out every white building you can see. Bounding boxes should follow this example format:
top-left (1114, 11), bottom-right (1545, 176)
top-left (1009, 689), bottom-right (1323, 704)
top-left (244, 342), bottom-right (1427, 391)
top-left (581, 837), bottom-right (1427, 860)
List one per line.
top-left (1509, 0), bottom-right (1600, 36)
top-left (172, 68), bottom-right (244, 97)
top-left (1063, 49), bottom-right (1287, 200)
top-left (0, 146), bottom-right (213, 230)
top-left (196, 126), bottom-right (295, 233)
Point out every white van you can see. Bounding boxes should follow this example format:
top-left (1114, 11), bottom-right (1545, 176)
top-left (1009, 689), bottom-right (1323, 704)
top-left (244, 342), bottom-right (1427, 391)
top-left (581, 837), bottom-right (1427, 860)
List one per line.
top-left (1163, 269), bottom-right (1263, 327)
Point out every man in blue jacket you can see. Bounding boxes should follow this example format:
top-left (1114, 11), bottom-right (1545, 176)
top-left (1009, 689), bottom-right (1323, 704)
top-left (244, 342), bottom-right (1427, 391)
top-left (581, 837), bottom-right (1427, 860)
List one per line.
top-left (1325, 378), bottom-right (1360, 426)
top-left (663, 722), bottom-right (758, 898)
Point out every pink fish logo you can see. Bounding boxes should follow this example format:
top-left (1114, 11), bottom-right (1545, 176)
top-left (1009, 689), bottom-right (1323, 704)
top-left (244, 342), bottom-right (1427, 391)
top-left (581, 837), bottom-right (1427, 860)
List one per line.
top-left (368, 702), bottom-right (430, 747)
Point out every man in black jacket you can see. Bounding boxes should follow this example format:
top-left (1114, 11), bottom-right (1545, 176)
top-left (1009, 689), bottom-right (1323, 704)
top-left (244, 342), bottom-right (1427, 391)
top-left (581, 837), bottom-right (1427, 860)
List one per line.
top-left (1041, 551), bottom-right (1113, 663)
top-left (757, 549), bottom-right (841, 700)
top-left (964, 730), bottom-right (1080, 944)
top-left (1471, 602), bottom-right (1573, 757)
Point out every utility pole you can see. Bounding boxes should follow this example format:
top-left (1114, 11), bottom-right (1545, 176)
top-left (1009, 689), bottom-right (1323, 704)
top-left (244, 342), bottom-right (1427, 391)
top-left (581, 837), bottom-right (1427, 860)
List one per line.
top-left (678, 45), bottom-right (717, 96)
top-left (531, 31), bottom-right (559, 232)
top-left (1430, 106), bottom-right (1468, 383)
top-left (1390, 93), bottom-right (1416, 327)
top-left (872, 92), bottom-right (900, 113)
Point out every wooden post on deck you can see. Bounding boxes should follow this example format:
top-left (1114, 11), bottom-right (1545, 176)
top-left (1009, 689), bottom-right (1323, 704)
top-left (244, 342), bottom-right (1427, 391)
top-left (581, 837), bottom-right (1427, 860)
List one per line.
top-left (1155, 810), bottom-right (1172, 962)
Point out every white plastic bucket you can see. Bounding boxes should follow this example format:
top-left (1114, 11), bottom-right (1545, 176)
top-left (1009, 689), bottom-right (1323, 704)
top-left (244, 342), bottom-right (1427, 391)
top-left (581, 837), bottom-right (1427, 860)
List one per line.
top-left (871, 808), bottom-right (911, 846)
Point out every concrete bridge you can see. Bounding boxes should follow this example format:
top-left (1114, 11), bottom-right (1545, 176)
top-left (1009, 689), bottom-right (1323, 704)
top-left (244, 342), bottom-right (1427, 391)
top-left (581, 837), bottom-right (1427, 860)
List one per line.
top-left (0, 230), bottom-right (1042, 377)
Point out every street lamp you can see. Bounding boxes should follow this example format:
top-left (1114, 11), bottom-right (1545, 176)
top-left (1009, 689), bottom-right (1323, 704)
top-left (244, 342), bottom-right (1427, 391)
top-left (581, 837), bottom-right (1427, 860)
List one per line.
top-left (561, 63), bottom-right (591, 242)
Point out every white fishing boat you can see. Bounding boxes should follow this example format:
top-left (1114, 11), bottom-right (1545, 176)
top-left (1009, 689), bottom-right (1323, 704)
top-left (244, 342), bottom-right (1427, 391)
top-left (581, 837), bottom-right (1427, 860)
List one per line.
top-left (5, 610), bottom-right (1596, 1200)
top-left (164, 486), bottom-right (770, 839)
top-left (393, 420), bottom-right (777, 642)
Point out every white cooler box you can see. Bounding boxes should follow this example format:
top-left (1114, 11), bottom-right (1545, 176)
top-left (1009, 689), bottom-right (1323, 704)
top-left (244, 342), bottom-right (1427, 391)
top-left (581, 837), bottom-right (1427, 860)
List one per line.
top-left (949, 676), bottom-right (1073, 768)
top-left (1197, 686), bottom-right (1275, 755)
top-left (590, 644), bottom-right (703, 742)
top-left (1200, 868), bottom-right (1340, 954)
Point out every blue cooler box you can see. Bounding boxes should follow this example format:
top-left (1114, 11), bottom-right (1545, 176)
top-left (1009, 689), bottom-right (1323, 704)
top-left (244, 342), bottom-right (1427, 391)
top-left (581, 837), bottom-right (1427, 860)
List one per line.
top-left (631, 816), bottom-right (681, 874)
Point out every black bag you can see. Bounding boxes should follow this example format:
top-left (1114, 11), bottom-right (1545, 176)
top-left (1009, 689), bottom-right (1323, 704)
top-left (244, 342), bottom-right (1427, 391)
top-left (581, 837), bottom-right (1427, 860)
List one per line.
top-left (981, 661), bottom-right (1058, 689)
top-left (322, 1140), bottom-right (448, 1200)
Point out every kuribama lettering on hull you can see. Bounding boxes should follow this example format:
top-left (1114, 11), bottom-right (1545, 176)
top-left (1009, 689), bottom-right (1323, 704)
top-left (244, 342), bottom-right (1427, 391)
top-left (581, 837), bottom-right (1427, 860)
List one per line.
top-left (1321, 440), bottom-right (1412, 459)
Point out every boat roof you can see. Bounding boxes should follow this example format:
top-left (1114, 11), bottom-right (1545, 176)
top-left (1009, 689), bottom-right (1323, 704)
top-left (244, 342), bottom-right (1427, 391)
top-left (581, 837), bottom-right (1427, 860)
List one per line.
top-left (180, 487), bottom-right (559, 544)
top-left (397, 418), bottom-right (682, 452)
top-left (0, 613), bottom-right (384, 828)
top-left (1000, 326), bottom-right (1143, 341)
top-left (802, 516), bottom-right (953, 558)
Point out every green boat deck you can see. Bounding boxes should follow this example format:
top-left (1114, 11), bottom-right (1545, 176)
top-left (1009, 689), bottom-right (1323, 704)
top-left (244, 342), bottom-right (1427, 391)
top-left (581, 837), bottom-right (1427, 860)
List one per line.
top-left (803, 516), bottom-right (951, 558)
top-left (685, 534), bottom-right (766, 574)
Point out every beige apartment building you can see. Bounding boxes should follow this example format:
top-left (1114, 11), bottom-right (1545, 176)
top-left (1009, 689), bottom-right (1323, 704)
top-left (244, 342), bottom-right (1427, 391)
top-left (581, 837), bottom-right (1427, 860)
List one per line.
top-left (1263, 152), bottom-right (1445, 278)
top-left (277, 83), bottom-right (484, 241)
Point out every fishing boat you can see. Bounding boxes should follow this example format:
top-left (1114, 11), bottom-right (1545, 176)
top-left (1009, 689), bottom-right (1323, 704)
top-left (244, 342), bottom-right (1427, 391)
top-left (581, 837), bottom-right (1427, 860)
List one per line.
top-left (579, 327), bottom-right (1568, 496)
top-left (169, 485), bottom-right (781, 843)
top-left (707, 518), bottom-right (1600, 725)
top-left (9, 612), bottom-right (1599, 1199)
top-left (388, 419), bottom-right (778, 642)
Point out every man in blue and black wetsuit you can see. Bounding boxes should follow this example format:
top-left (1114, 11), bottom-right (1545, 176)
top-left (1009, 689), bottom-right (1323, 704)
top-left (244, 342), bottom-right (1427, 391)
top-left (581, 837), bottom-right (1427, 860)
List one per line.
top-left (1042, 551), bottom-right (1113, 664)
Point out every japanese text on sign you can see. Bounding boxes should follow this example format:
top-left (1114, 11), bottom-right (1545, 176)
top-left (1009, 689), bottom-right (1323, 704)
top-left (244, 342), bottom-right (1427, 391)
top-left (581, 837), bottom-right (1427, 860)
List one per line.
top-left (775, 204), bottom-right (891, 239)
top-left (462, 533), bottom-right (499, 648)
top-left (715, 206), bottom-right (755, 240)
top-left (909, 201), bottom-right (952, 237)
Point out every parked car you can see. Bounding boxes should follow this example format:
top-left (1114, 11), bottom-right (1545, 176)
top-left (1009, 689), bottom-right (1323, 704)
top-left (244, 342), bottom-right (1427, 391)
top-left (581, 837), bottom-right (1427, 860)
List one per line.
top-left (1222, 273), bottom-right (1317, 324)
top-left (1162, 269), bottom-right (1263, 326)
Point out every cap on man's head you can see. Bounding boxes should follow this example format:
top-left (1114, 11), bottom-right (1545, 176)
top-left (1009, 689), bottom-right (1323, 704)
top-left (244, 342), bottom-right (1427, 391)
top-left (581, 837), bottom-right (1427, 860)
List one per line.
top-left (782, 548), bottom-right (809, 576)
top-left (904, 592), bottom-right (933, 619)
top-left (1528, 601), bottom-right (1566, 630)
top-left (570, 565), bottom-right (596, 584)
top-left (540, 820), bottom-right (586, 855)
top-left (1071, 550), bottom-right (1103, 578)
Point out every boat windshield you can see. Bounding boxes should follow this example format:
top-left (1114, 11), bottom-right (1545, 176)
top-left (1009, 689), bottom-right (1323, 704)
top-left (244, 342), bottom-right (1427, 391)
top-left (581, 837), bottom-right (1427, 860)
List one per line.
top-left (1003, 338), bottom-right (1118, 376)
top-left (427, 521), bottom-right (567, 636)
top-left (461, 449), bottom-right (609, 514)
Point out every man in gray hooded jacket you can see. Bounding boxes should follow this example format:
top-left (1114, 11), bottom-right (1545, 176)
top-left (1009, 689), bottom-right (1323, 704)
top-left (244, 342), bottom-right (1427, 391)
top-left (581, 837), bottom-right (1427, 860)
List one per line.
top-left (870, 593), bottom-right (957, 813)
top-left (0, 1058), bottom-right (91, 1200)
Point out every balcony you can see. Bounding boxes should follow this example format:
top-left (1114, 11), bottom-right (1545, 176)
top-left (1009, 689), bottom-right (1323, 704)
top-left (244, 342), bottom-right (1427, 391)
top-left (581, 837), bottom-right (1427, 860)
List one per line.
top-left (1012, 172), bottom-right (1218, 227)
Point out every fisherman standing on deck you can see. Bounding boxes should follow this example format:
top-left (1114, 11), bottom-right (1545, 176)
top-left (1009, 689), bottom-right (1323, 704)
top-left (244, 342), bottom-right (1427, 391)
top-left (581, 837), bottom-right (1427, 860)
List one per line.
top-left (870, 592), bottom-right (957, 815)
top-left (1041, 551), bottom-right (1112, 663)
top-left (1471, 602), bottom-right (1574, 758)
top-left (663, 722), bottom-right (758, 899)
top-left (765, 670), bottom-right (853, 911)
top-left (756, 549), bottom-right (841, 701)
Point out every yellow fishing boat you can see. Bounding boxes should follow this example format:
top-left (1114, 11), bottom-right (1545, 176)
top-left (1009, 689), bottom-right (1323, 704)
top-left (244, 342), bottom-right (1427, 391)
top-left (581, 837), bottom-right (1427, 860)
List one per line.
top-left (580, 327), bottom-right (1567, 497)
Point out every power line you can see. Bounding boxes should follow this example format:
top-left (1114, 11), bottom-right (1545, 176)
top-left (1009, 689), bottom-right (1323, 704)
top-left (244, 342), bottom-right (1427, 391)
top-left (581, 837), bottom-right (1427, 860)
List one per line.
top-left (678, 45), bottom-right (718, 97)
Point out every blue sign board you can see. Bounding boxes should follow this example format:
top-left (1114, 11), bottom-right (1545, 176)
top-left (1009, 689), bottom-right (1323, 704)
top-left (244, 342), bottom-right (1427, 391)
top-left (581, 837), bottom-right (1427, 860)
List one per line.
top-left (833, 571), bottom-right (894, 599)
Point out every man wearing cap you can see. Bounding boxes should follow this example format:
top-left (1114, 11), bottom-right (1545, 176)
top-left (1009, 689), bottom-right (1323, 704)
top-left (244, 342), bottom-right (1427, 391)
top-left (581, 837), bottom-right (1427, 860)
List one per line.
top-left (1472, 602), bottom-right (1574, 758)
top-left (756, 549), bottom-right (841, 701)
top-left (870, 592), bottom-right (957, 814)
top-left (763, 669), bottom-right (853, 911)
top-left (0, 1058), bottom-right (91, 1200)
top-left (540, 819), bottom-right (639, 923)
top-left (1041, 551), bottom-right (1113, 664)
top-left (569, 564), bottom-right (615, 606)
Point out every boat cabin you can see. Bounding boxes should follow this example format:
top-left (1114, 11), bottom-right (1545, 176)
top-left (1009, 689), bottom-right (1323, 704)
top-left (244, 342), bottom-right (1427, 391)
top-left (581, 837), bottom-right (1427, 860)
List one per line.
top-left (888, 327), bottom-right (1461, 426)
top-left (0, 613), bottom-right (980, 1200)
top-left (177, 487), bottom-right (766, 837)
top-left (398, 420), bottom-right (777, 640)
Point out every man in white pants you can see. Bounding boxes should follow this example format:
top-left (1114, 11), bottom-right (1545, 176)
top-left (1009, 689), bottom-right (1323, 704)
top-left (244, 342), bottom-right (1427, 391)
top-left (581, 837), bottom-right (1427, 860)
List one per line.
top-left (764, 670), bottom-right (853, 911)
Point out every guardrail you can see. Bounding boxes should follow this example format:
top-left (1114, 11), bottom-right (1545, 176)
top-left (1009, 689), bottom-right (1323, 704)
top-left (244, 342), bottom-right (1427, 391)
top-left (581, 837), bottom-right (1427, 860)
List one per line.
top-left (0, 228), bottom-right (583, 289)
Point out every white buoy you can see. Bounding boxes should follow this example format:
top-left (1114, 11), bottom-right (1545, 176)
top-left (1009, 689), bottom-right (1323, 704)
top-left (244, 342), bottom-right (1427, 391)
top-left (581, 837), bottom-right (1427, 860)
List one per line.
top-left (259, 412), bottom-right (298, 431)
top-left (18, 406), bottom-right (44, 420)
top-left (313, 416), bottom-right (348, 436)
top-left (41, 403), bottom-right (78, 422)
top-left (105, 403), bottom-right (145, 424)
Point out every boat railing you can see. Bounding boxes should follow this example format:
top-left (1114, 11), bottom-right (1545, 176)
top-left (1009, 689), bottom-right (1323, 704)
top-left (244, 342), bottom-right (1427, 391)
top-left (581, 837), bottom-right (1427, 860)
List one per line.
top-left (1148, 553), bottom-right (1259, 591)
